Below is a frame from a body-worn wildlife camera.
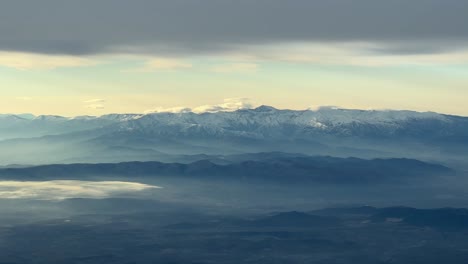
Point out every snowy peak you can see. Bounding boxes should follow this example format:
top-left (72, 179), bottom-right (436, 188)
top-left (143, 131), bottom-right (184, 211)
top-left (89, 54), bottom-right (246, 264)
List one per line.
top-left (252, 105), bottom-right (278, 112)
top-left (305, 108), bottom-right (449, 125)
top-left (0, 106), bottom-right (463, 141)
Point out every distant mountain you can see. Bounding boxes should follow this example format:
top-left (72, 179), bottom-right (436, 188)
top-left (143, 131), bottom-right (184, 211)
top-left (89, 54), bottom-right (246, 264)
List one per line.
top-left (0, 156), bottom-right (453, 183)
top-left (1, 106), bottom-right (460, 139)
top-left (1, 106), bottom-right (468, 165)
top-left (165, 206), bottom-right (468, 231)
top-left (311, 206), bottom-right (379, 216)
top-left (371, 207), bottom-right (468, 229)
top-left (311, 205), bottom-right (468, 230)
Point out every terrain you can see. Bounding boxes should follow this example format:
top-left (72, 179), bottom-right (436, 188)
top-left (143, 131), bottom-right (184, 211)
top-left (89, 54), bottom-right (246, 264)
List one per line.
top-left (1, 106), bottom-right (468, 168)
top-left (1, 201), bottom-right (468, 264)
top-left (1, 106), bottom-right (468, 263)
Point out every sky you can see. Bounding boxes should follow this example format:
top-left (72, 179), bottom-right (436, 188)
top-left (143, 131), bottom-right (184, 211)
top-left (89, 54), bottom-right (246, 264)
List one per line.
top-left (1, 0), bottom-right (468, 116)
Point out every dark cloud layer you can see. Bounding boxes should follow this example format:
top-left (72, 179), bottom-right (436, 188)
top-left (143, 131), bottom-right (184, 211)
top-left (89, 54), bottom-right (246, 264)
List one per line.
top-left (1, 0), bottom-right (468, 55)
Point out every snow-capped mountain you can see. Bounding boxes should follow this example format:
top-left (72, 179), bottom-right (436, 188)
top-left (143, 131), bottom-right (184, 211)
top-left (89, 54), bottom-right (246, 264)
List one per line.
top-left (0, 106), bottom-right (466, 165)
top-left (140, 106), bottom-right (446, 136)
top-left (0, 105), bottom-right (464, 140)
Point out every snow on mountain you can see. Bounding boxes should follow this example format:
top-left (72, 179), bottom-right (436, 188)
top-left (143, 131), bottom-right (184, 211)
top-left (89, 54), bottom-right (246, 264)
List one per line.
top-left (0, 106), bottom-right (462, 141)
top-left (80, 105), bottom-right (462, 145)
top-left (135, 105), bottom-right (451, 129)
top-left (145, 98), bottom-right (253, 114)
top-left (0, 107), bottom-right (466, 165)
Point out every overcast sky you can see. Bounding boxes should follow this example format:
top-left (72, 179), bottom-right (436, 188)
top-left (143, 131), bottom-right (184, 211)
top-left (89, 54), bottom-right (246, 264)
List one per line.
top-left (1, 0), bottom-right (468, 115)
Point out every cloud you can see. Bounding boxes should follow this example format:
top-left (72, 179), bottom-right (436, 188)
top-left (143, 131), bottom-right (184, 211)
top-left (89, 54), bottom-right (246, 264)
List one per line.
top-left (83, 99), bottom-right (106, 110)
top-left (145, 58), bottom-right (192, 71)
top-left (125, 58), bottom-right (193, 72)
top-left (0, 180), bottom-right (160, 200)
top-left (85, 104), bottom-right (105, 110)
top-left (0, 0), bottom-right (467, 56)
top-left (0, 51), bottom-right (93, 70)
top-left (211, 63), bottom-right (258, 73)
top-left (308, 105), bottom-right (341, 111)
top-left (144, 106), bottom-right (192, 114)
top-left (193, 98), bottom-right (254, 113)
top-left (145, 98), bottom-right (255, 114)
top-left (237, 43), bottom-right (468, 66)
top-left (83, 99), bottom-right (106, 104)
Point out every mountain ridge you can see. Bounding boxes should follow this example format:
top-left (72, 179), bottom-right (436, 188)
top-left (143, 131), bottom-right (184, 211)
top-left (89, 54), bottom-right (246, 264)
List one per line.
top-left (0, 106), bottom-right (463, 141)
top-left (1, 106), bottom-right (468, 166)
top-left (2, 104), bottom-right (464, 119)
top-left (0, 156), bottom-right (453, 184)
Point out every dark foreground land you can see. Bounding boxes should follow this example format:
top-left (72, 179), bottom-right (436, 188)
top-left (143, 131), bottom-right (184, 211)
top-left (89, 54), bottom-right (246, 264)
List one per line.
top-left (1, 202), bottom-right (468, 264)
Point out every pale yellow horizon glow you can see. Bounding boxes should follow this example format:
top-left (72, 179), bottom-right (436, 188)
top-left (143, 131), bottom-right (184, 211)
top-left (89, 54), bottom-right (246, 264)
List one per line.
top-left (1, 43), bottom-right (467, 117)
top-left (1, 93), bottom-right (467, 117)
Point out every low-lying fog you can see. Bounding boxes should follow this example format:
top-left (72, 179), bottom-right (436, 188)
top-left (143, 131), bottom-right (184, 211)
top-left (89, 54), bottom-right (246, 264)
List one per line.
top-left (1, 173), bottom-right (468, 264)
top-left (0, 180), bottom-right (159, 200)
top-left (0, 172), bottom-right (467, 221)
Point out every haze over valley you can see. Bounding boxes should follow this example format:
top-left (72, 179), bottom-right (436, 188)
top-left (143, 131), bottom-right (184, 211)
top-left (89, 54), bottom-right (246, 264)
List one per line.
top-left (2, 0), bottom-right (468, 263)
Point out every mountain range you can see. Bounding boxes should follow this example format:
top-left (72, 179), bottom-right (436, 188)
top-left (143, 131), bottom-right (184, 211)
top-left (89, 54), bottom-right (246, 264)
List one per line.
top-left (1, 106), bottom-right (467, 166)
top-left (0, 156), bottom-right (453, 184)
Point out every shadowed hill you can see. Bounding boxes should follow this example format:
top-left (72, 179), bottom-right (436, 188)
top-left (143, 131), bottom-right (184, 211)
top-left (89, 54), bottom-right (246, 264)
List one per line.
top-left (0, 156), bottom-right (454, 184)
